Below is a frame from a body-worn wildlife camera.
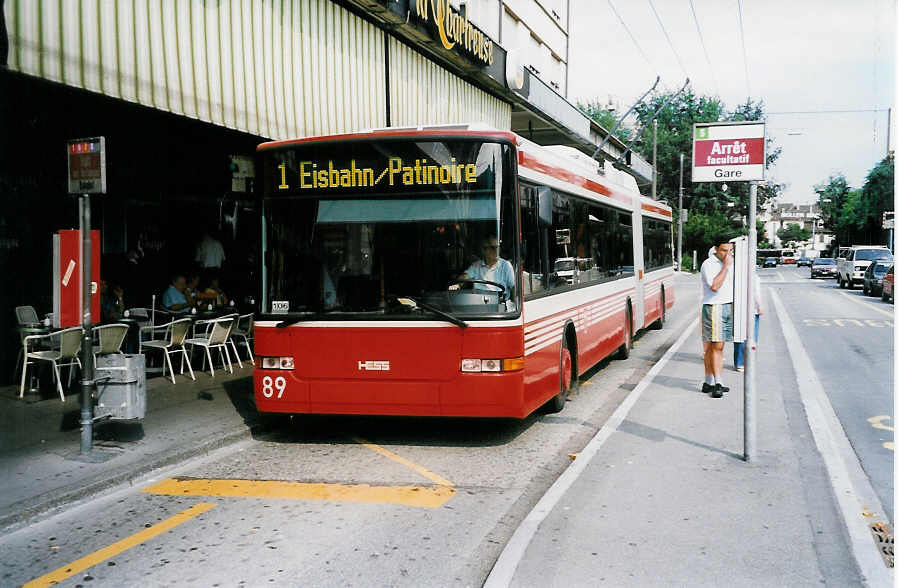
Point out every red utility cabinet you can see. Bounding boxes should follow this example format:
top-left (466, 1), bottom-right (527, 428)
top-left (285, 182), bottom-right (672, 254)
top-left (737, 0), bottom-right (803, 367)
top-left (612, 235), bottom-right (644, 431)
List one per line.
top-left (53, 230), bottom-right (100, 328)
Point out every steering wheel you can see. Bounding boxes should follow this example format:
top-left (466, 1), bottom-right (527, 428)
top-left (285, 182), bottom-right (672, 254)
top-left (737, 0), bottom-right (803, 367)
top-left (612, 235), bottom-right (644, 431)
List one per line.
top-left (447, 279), bottom-right (508, 302)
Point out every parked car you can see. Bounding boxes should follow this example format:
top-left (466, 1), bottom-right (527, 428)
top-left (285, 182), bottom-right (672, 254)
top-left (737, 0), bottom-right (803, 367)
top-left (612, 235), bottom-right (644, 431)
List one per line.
top-left (796, 257), bottom-right (812, 267)
top-left (837, 245), bottom-right (893, 289)
top-left (810, 257), bottom-right (837, 278)
top-left (882, 265), bottom-right (894, 303)
top-left (762, 257), bottom-right (778, 268)
top-left (862, 261), bottom-right (891, 296)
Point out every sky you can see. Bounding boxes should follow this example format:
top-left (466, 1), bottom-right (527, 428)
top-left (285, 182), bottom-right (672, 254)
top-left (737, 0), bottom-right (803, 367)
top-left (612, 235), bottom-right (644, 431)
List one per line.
top-left (568, 0), bottom-right (895, 204)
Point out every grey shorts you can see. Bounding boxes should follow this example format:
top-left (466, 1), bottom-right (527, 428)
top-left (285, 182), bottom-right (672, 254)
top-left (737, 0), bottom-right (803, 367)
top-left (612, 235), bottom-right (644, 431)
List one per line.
top-left (701, 303), bottom-right (734, 342)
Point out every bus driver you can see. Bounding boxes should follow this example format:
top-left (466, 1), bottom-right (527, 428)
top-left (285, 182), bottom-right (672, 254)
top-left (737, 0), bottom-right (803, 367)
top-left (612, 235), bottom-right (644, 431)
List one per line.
top-left (449, 235), bottom-right (515, 299)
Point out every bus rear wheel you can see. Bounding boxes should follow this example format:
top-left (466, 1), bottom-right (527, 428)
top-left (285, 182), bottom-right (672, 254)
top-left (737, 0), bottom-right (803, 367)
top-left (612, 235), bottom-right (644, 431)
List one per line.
top-left (616, 307), bottom-right (632, 359)
top-left (545, 336), bottom-right (573, 413)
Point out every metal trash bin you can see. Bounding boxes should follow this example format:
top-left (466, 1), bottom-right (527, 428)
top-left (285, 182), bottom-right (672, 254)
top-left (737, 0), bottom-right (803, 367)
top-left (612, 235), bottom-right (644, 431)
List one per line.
top-left (95, 353), bottom-right (146, 420)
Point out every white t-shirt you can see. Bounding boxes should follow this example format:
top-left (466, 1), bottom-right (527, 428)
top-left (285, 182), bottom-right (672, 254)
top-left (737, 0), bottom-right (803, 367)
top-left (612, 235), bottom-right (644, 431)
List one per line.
top-left (195, 235), bottom-right (226, 268)
top-left (700, 253), bottom-right (733, 305)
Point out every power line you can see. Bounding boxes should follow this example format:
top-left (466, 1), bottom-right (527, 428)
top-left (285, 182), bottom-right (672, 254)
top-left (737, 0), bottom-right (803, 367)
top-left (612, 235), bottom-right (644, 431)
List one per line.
top-left (648, 0), bottom-right (688, 77)
top-left (766, 109), bottom-right (889, 115)
top-left (607, 0), bottom-right (656, 75)
top-left (736, 0), bottom-right (751, 100)
top-left (688, 0), bottom-right (720, 96)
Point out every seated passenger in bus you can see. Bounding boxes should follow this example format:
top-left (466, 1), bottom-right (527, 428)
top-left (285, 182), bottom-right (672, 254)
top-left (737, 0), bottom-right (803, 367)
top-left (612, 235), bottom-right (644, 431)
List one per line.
top-left (449, 234), bottom-right (515, 299)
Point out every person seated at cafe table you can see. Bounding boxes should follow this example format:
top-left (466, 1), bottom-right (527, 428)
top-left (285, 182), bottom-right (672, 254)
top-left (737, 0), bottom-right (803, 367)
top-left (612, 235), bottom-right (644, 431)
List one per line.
top-left (162, 274), bottom-right (195, 313)
top-left (100, 279), bottom-right (126, 322)
top-left (200, 274), bottom-right (229, 308)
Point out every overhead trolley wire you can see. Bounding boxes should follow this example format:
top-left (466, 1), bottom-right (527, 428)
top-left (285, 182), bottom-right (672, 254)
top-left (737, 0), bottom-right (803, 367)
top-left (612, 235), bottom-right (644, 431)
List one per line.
top-left (607, 0), bottom-right (657, 75)
top-left (648, 0), bottom-right (688, 77)
top-left (736, 0), bottom-right (751, 99)
top-left (689, 0), bottom-right (720, 96)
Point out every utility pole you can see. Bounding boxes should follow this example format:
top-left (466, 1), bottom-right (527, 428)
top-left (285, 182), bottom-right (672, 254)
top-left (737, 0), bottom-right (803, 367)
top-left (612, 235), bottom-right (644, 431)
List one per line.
top-left (652, 119), bottom-right (658, 200)
top-left (744, 181), bottom-right (758, 462)
top-left (678, 153), bottom-right (684, 271)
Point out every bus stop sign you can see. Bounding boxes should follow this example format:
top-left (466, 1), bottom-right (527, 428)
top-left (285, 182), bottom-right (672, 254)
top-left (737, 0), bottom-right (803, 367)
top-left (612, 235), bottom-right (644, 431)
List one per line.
top-left (67, 137), bottom-right (107, 194)
top-left (692, 122), bottom-right (765, 183)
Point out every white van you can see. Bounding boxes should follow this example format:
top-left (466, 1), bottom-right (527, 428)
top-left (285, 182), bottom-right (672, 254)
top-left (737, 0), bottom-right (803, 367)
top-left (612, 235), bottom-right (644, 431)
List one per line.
top-left (837, 245), bottom-right (893, 288)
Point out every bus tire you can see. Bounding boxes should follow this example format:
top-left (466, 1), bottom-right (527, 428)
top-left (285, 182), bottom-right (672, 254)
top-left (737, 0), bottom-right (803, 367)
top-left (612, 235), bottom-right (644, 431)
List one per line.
top-left (546, 332), bottom-right (574, 413)
top-left (653, 289), bottom-right (666, 330)
top-left (616, 305), bottom-right (632, 360)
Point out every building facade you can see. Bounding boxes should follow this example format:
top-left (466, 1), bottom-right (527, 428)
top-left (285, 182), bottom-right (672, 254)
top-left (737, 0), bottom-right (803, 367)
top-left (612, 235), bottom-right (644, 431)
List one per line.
top-left (760, 201), bottom-right (834, 253)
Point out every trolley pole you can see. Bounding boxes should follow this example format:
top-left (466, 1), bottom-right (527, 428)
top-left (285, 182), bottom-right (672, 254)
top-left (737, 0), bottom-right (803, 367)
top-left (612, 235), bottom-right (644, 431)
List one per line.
top-left (678, 153), bottom-right (684, 271)
top-left (79, 194), bottom-right (94, 455)
top-left (744, 181), bottom-right (758, 462)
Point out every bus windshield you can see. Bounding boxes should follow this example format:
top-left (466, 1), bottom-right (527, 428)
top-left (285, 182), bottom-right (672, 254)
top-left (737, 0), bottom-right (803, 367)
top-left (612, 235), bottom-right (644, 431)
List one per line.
top-left (260, 139), bottom-right (519, 320)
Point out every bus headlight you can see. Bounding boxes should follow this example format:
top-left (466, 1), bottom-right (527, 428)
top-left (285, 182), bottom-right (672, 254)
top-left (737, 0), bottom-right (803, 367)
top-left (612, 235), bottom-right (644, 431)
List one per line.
top-left (260, 356), bottom-right (294, 370)
top-left (461, 357), bottom-right (524, 372)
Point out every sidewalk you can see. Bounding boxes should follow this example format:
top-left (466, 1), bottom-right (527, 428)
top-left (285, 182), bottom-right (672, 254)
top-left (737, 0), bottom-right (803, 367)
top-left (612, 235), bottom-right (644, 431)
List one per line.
top-left (0, 362), bottom-right (259, 532)
top-left (489, 306), bottom-right (887, 586)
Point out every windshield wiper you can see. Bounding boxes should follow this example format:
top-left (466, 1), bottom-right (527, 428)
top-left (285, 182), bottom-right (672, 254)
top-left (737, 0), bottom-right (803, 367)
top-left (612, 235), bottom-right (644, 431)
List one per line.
top-left (275, 313), bottom-right (317, 329)
top-left (394, 296), bottom-right (467, 329)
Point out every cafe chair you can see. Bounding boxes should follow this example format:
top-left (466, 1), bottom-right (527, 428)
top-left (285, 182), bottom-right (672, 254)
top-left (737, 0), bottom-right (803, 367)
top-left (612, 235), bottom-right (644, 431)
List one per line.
top-left (230, 313), bottom-right (255, 363)
top-left (15, 305), bottom-right (41, 327)
top-left (140, 318), bottom-right (195, 384)
top-left (185, 316), bottom-right (235, 377)
top-left (19, 326), bottom-right (84, 401)
top-left (218, 313), bottom-right (244, 368)
top-left (92, 323), bottom-right (129, 364)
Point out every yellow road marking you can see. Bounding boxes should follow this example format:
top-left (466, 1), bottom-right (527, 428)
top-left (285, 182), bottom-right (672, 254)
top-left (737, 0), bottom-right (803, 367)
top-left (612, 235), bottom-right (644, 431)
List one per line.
top-left (868, 415), bottom-right (894, 432)
top-left (837, 291), bottom-right (895, 319)
top-left (22, 503), bottom-right (215, 588)
top-left (867, 416), bottom-right (894, 451)
top-left (353, 437), bottom-right (455, 487)
top-left (143, 478), bottom-right (455, 508)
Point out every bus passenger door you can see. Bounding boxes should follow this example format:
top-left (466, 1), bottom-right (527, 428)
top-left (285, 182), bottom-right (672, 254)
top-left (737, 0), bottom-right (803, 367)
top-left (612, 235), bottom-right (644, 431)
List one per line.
top-left (631, 210), bottom-right (646, 331)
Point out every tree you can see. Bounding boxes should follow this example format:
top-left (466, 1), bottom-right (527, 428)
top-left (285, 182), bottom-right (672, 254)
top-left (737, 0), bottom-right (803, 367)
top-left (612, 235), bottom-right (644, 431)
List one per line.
top-left (857, 154), bottom-right (894, 244)
top-left (776, 222), bottom-right (811, 244)
top-left (815, 173), bottom-right (852, 247)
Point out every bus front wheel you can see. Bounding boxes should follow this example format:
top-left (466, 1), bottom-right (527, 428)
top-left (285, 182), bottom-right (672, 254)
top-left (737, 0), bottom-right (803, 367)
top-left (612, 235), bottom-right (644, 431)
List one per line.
top-left (616, 308), bottom-right (632, 360)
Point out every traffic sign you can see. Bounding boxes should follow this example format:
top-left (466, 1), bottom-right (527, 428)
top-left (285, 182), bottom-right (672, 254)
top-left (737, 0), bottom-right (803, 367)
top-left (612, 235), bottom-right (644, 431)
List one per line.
top-left (883, 211), bottom-right (894, 229)
top-left (692, 122), bottom-right (765, 183)
top-left (67, 137), bottom-right (106, 194)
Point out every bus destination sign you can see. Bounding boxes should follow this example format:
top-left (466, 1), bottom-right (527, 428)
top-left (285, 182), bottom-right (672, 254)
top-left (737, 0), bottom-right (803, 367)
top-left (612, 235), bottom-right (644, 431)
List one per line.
top-left (691, 122), bottom-right (765, 183)
top-left (278, 157), bottom-right (479, 191)
top-left (67, 137), bottom-right (107, 194)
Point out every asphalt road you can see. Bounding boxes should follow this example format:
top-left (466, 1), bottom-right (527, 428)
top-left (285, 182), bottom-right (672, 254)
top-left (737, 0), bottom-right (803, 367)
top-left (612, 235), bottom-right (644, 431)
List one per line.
top-left (759, 263), bottom-right (894, 522)
top-left (1, 274), bottom-right (703, 588)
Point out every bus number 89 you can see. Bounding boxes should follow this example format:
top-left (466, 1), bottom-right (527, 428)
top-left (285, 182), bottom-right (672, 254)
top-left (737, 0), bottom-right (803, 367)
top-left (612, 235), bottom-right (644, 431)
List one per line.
top-left (262, 376), bottom-right (286, 398)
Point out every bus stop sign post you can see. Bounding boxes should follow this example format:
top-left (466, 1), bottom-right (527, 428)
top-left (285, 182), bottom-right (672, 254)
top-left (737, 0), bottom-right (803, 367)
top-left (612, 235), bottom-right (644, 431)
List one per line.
top-left (692, 121), bottom-right (765, 462)
top-left (67, 137), bottom-right (106, 456)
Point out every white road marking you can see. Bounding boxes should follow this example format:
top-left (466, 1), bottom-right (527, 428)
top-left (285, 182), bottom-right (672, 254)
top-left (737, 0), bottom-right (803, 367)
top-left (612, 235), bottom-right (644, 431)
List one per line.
top-left (483, 317), bottom-right (699, 588)
top-left (770, 289), bottom-right (893, 586)
top-left (837, 291), bottom-right (896, 319)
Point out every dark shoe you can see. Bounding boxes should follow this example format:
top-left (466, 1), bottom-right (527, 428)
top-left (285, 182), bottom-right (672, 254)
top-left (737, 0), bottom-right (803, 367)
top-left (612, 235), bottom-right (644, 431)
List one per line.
top-left (717, 384), bottom-right (730, 394)
top-left (711, 384), bottom-right (726, 398)
top-left (702, 382), bottom-right (714, 394)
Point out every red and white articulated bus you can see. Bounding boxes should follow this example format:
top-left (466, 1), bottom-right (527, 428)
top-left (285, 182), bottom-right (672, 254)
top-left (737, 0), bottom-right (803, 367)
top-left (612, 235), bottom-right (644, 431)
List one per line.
top-left (253, 125), bottom-right (674, 418)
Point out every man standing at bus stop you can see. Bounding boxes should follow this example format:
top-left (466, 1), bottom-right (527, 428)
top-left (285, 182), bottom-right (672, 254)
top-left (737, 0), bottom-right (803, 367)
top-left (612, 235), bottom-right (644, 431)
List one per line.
top-left (700, 237), bottom-right (734, 398)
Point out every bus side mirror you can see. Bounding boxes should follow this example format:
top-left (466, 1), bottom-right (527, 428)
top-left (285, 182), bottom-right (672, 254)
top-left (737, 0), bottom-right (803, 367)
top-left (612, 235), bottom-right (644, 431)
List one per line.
top-left (537, 186), bottom-right (552, 227)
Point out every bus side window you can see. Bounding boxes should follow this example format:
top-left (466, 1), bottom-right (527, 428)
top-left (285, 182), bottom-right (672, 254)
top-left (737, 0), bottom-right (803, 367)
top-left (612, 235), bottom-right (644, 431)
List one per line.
top-left (520, 185), bottom-right (546, 298)
top-left (548, 191), bottom-right (571, 291)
